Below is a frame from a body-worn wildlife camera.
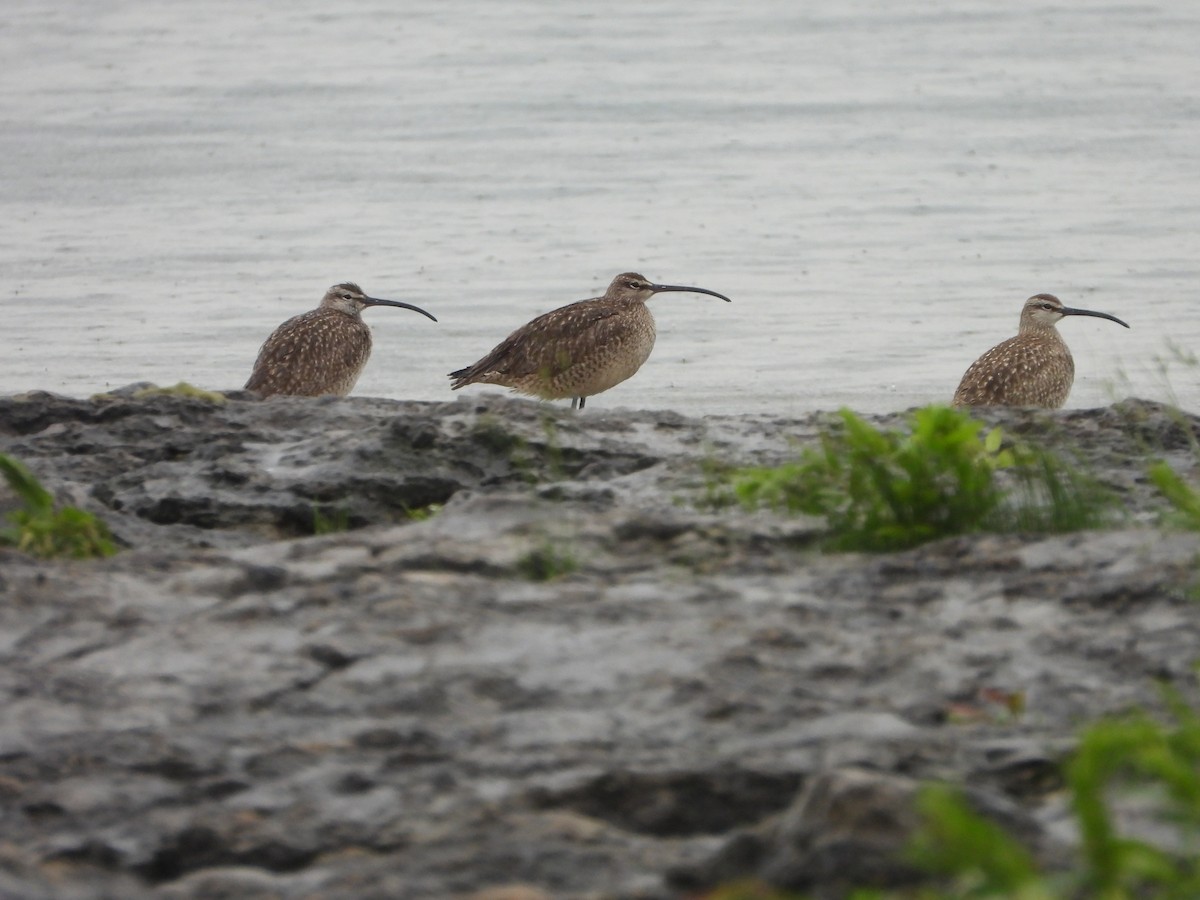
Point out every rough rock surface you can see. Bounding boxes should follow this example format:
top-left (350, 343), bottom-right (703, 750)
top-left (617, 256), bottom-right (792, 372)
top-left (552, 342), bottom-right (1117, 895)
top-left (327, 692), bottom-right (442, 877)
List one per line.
top-left (1, 390), bottom-right (1199, 899)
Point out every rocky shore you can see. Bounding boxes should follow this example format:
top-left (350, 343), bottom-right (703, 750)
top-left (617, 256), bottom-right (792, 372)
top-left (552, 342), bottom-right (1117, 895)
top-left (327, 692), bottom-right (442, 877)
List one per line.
top-left (1, 389), bottom-right (1199, 899)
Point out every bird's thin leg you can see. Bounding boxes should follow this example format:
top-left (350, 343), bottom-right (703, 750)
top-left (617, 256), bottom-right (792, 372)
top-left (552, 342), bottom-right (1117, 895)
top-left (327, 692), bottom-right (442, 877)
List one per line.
top-left (570, 397), bottom-right (579, 411)
top-left (578, 396), bottom-right (586, 410)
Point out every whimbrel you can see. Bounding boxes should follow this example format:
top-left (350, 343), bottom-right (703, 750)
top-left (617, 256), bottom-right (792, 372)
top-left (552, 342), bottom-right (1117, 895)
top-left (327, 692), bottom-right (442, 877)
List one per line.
top-left (953, 293), bottom-right (1129, 408)
top-left (448, 272), bottom-right (731, 409)
top-left (245, 283), bottom-right (437, 397)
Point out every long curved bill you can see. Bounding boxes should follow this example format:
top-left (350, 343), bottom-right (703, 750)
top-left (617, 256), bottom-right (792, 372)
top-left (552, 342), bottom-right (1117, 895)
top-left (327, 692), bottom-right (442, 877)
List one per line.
top-left (363, 296), bottom-right (439, 322)
top-left (647, 283), bottom-right (733, 303)
top-left (1061, 306), bottom-right (1129, 328)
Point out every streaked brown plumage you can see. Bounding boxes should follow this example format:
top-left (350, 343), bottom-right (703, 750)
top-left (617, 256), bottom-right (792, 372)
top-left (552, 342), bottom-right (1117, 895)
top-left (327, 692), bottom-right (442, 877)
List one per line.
top-left (953, 293), bottom-right (1129, 408)
top-left (246, 282), bottom-right (437, 398)
top-left (448, 272), bottom-right (731, 409)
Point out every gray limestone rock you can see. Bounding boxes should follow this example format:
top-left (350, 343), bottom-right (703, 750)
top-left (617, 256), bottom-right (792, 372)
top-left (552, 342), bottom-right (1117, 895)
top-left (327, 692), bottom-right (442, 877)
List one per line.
top-left (0, 390), bottom-right (1198, 898)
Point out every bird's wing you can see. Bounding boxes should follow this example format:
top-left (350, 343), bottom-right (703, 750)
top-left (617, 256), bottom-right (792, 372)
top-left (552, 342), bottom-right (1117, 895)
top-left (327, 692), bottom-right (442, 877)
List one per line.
top-left (246, 310), bottom-right (369, 395)
top-left (246, 312), bottom-right (310, 392)
top-left (451, 299), bottom-right (623, 383)
top-left (953, 335), bottom-right (1073, 406)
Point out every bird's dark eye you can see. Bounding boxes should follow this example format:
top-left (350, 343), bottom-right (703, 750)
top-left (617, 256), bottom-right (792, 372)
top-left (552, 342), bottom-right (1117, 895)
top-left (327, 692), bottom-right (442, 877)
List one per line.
top-left (1041, 303), bottom-right (1055, 311)
top-left (627, 280), bottom-right (641, 289)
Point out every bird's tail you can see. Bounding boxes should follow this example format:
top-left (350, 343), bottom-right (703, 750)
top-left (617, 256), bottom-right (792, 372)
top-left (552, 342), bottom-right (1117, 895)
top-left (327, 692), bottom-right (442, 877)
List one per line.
top-left (447, 367), bottom-right (473, 390)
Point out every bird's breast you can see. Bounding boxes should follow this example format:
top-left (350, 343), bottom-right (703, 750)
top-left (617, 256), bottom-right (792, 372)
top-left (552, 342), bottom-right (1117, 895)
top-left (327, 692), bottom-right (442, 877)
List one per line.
top-left (570, 307), bottom-right (656, 395)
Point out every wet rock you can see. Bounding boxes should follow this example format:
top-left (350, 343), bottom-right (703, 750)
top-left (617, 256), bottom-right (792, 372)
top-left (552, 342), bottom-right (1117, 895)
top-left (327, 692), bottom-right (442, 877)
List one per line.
top-left (156, 866), bottom-right (301, 900)
top-left (670, 767), bottom-right (1071, 896)
top-left (531, 768), bottom-right (804, 837)
top-left (0, 392), bottom-right (1198, 898)
top-left (0, 391), bottom-right (678, 550)
top-left (752, 768), bottom-right (924, 893)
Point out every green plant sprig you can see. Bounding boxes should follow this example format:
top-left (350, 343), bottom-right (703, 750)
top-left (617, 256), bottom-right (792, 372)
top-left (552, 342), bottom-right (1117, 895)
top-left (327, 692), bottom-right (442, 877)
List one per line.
top-left (732, 406), bottom-right (1113, 552)
top-left (0, 453), bottom-right (116, 559)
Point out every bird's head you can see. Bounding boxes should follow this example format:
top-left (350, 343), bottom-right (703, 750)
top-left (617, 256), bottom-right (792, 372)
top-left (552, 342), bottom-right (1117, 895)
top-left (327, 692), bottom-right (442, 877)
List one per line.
top-left (1019, 293), bottom-right (1129, 332)
top-left (320, 283), bottom-right (437, 321)
top-left (605, 272), bottom-right (732, 304)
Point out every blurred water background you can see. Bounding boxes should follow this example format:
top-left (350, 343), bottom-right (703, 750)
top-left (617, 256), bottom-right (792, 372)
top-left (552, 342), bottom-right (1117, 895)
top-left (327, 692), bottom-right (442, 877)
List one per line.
top-left (2, 0), bottom-right (1198, 415)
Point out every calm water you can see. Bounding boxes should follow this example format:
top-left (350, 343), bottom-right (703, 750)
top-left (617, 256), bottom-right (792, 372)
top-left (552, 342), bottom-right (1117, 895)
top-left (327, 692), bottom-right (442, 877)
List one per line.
top-left (3, 1), bottom-right (1198, 415)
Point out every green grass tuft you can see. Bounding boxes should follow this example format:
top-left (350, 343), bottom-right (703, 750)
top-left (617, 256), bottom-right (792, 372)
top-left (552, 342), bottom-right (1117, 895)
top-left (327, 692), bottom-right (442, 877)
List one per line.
top-left (131, 381), bottom-right (227, 404)
top-left (909, 785), bottom-right (1049, 897)
top-left (516, 539), bottom-right (578, 581)
top-left (470, 415), bottom-right (524, 454)
top-left (698, 455), bottom-right (740, 510)
top-left (1000, 448), bottom-right (1117, 534)
top-left (1149, 461), bottom-right (1200, 530)
top-left (404, 503), bottom-right (443, 522)
top-left (704, 687), bottom-right (1200, 899)
top-left (0, 453), bottom-right (117, 559)
top-left (912, 691), bottom-right (1200, 899)
top-left (732, 406), bottom-right (1115, 552)
top-left (311, 505), bottom-right (351, 535)
top-left (1067, 690), bottom-right (1200, 898)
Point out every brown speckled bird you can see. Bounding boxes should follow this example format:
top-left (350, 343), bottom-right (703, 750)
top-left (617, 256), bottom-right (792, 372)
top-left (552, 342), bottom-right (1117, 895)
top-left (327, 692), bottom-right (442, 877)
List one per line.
top-left (448, 272), bottom-right (731, 410)
top-left (953, 293), bottom-right (1129, 408)
top-left (245, 283), bottom-right (437, 398)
